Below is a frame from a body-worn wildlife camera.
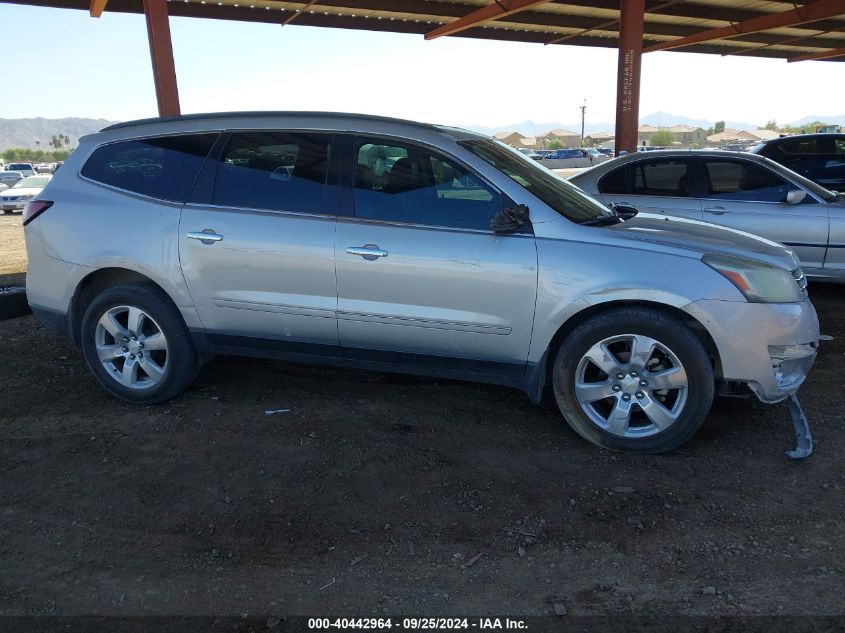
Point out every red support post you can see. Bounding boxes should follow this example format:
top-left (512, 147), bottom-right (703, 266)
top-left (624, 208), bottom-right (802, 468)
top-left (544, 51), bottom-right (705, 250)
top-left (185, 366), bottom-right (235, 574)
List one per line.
top-left (614, 0), bottom-right (644, 156)
top-left (143, 0), bottom-right (181, 117)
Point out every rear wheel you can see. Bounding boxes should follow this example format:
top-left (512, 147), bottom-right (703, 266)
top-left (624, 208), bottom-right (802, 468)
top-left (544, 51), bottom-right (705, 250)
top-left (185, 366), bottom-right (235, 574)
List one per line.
top-left (80, 283), bottom-right (198, 404)
top-left (552, 307), bottom-right (714, 453)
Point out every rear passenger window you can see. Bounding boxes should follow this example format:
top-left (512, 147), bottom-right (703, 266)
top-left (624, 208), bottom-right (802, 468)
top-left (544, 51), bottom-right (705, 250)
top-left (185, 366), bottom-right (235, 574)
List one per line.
top-left (354, 139), bottom-right (499, 230)
top-left (213, 132), bottom-right (333, 213)
top-left (631, 159), bottom-right (690, 197)
top-left (82, 134), bottom-right (218, 202)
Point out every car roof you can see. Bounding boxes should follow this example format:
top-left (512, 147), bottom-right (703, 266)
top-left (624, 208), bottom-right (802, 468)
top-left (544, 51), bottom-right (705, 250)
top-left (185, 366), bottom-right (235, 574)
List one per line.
top-left (101, 111), bottom-right (486, 142)
top-left (760, 132), bottom-right (845, 145)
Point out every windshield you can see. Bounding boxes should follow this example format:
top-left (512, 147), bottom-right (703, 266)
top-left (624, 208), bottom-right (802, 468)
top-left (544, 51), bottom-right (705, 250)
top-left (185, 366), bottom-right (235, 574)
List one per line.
top-left (13, 176), bottom-right (49, 189)
top-left (9, 164), bottom-right (32, 170)
top-left (757, 155), bottom-right (838, 201)
top-left (460, 139), bottom-right (614, 223)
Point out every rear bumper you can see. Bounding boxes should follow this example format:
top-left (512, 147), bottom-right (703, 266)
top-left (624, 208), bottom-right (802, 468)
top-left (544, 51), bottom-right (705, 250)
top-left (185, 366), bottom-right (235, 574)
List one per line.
top-left (684, 298), bottom-right (819, 403)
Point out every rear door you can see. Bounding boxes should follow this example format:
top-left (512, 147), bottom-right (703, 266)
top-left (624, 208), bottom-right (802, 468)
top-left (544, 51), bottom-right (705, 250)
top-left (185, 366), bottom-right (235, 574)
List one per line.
top-left (179, 130), bottom-right (340, 351)
top-left (334, 135), bottom-right (537, 374)
top-left (598, 158), bottom-right (702, 220)
top-left (697, 157), bottom-right (829, 270)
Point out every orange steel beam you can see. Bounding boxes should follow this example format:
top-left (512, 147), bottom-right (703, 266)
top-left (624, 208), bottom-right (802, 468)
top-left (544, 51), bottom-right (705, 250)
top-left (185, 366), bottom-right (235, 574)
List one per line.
top-left (90, 0), bottom-right (108, 17)
top-left (643, 0), bottom-right (845, 53)
top-left (143, 0), bottom-right (181, 117)
top-left (281, 0), bottom-right (321, 26)
top-left (615, 0), bottom-right (644, 155)
top-left (425, 0), bottom-right (551, 40)
top-left (788, 46), bottom-right (845, 62)
top-left (546, 1), bottom-right (676, 46)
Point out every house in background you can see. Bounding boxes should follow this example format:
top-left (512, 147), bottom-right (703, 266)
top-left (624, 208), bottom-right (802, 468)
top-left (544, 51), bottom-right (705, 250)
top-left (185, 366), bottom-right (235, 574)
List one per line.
top-left (668, 124), bottom-right (706, 145)
top-left (637, 125), bottom-right (659, 146)
top-left (494, 131), bottom-right (526, 146)
top-left (540, 129), bottom-right (581, 149)
top-left (585, 132), bottom-right (614, 147)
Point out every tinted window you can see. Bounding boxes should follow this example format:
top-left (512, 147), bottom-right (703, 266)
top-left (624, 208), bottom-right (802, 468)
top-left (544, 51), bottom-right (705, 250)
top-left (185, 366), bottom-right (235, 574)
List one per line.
top-left (704, 160), bottom-right (791, 202)
top-left (631, 159), bottom-right (690, 197)
top-left (354, 138), bottom-right (498, 230)
top-left (598, 167), bottom-right (627, 194)
top-left (777, 137), bottom-right (835, 155)
top-left (82, 134), bottom-right (217, 202)
top-left (213, 132), bottom-right (333, 213)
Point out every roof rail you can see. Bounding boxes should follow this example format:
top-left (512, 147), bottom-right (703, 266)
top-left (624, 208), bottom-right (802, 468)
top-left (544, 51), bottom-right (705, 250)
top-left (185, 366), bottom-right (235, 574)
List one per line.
top-left (102, 111), bottom-right (443, 133)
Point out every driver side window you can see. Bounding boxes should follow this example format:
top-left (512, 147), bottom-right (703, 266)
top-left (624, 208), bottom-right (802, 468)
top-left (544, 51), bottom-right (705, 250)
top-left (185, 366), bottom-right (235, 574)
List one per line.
top-left (703, 160), bottom-right (792, 203)
top-left (353, 138), bottom-right (500, 231)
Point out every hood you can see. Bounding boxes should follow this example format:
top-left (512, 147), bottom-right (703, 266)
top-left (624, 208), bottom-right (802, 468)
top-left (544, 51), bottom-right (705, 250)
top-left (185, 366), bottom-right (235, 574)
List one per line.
top-left (0, 187), bottom-right (42, 199)
top-left (608, 213), bottom-right (800, 271)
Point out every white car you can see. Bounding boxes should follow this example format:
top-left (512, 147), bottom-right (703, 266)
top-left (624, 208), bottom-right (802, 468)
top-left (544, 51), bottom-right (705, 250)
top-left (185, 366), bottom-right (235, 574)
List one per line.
top-left (0, 175), bottom-right (52, 214)
top-left (6, 162), bottom-right (36, 177)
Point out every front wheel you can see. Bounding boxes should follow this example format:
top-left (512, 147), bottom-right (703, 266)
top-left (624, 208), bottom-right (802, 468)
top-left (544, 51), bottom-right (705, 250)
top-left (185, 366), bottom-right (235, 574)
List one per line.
top-left (552, 307), bottom-right (714, 453)
top-left (80, 283), bottom-right (199, 404)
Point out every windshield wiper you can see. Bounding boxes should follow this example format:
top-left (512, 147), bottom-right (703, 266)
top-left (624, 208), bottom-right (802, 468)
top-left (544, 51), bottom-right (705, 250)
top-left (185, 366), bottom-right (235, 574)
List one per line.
top-left (579, 215), bottom-right (624, 226)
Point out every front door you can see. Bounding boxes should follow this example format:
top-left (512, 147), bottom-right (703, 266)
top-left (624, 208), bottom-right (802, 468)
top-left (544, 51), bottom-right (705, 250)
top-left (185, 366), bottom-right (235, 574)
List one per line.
top-left (697, 157), bottom-right (829, 271)
top-left (179, 130), bottom-right (340, 349)
top-left (334, 137), bottom-right (537, 374)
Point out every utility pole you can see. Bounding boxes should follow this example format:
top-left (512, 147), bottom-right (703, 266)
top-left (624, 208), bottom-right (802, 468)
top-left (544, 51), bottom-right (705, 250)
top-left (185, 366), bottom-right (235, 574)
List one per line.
top-left (580, 99), bottom-right (587, 147)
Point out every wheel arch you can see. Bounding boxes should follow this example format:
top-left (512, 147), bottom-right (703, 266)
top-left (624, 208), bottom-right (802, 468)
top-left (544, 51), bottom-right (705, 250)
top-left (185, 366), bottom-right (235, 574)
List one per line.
top-left (538, 299), bottom-right (723, 392)
top-left (69, 268), bottom-right (178, 347)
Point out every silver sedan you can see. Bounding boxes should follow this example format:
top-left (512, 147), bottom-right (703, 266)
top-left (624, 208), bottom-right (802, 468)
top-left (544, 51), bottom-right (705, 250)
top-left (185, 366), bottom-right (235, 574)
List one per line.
top-left (570, 150), bottom-right (845, 282)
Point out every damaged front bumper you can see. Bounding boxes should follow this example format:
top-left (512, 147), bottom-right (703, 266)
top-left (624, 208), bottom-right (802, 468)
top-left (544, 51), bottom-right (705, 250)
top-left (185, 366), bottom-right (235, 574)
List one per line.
top-left (685, 298), bottom-right (820, 459)
top-left (684, 298), bottom-right (819, 403)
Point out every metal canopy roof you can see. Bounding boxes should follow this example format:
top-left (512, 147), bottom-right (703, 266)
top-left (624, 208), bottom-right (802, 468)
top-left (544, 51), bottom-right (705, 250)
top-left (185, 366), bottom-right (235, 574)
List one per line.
top-left (12, 0), bottom-right (845, 62)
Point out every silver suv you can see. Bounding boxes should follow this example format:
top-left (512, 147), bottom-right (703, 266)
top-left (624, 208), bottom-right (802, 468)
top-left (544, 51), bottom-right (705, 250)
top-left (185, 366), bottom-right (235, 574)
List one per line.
top-left (23, 112), bottom-right (819, 453)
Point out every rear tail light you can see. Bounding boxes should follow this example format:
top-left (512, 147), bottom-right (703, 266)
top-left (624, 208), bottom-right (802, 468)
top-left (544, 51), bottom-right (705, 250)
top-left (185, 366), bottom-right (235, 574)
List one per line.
top-left (22, 200), bottom-right (53, 226)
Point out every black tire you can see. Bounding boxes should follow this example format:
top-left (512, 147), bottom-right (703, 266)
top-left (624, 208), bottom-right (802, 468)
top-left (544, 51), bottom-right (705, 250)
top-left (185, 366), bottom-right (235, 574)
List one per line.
top-left (552, 307), bottom-right (714, 454)
top-left (0, 285), bottom-right (32, 320)
top-left (79, 283), bottom-right (199, 404)
top-left (3, 209), bottom-right (13, 215)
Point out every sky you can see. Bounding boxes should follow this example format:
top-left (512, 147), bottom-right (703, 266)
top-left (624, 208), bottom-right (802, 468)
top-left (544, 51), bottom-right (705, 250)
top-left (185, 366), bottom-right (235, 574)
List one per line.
top-left (1, 3), bottom-right (842, 129)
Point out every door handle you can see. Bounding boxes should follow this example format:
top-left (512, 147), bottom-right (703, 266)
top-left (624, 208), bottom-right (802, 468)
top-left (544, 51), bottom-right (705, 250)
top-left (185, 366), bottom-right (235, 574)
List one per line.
top-left (347, 244), bottom-right (388, 261)
top-left (704, 206), bottom-right (728, 215)
top-left (187, 230), bottom-right (223, 244)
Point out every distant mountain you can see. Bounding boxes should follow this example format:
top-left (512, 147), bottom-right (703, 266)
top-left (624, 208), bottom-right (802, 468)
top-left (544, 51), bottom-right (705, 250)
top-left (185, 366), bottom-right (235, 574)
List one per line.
top-left (787, 114), bottom-right (845, 127)
top-left (0, 117), bottom-right (119, 151)
top-left (461, 111), bottom-right (845, 138)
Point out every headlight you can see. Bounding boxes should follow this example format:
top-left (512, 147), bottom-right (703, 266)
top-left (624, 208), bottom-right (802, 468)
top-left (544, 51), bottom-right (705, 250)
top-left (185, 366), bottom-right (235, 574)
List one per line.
top-left (702, 254), bottom-right (803, 303)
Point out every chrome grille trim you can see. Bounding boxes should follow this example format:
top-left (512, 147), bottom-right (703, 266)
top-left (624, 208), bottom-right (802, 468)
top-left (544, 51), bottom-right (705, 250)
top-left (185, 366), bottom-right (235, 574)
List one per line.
top-left (792, 268), bottom-right (808, 297)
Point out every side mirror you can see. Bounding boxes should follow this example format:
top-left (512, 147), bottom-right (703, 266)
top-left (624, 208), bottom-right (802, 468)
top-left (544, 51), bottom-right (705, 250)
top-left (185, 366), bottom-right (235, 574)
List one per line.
top-left (491, 204), bottom-right (530, 234)
top-left (786, 189), bottom-right (807, 205)
top-left (608, 202), bottom-right (639, 219)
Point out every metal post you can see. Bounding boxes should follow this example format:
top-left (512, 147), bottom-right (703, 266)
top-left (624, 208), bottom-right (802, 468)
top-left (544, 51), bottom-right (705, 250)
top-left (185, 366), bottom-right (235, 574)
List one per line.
top-left (614, 0), bottom-right (644, 155)
top-left (143, 0), bottom-right (181, 117)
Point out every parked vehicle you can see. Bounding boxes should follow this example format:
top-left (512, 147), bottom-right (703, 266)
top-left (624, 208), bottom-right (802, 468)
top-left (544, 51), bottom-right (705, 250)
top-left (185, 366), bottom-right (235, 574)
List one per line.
top-left (0, 183), bottom-right (7, 194)
top-left (750, 133), bottom-right (845, 190)
top-left (6, 162), bottom-right (36, 177)
top-left (24, 113), bottom-right (819, 454)
top-left (517, 148), bottom-right (542, 160)
top-left (570, 150), bottom-right (845, 282)
top-left (542, 148), bottom-right (610, 169)
top-left (0, 170), bottom-right (24, 189)
top-left (0, 175), bottom-right (51, 214)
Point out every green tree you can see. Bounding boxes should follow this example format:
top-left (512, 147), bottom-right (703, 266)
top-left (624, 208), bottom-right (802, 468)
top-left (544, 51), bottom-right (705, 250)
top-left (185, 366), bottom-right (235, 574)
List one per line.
top-left (764, 120), bottom-right (778, 131)
top-left (650, 128), bottom-right (675, 147)
top-left (548, 139), bottom-right (564, 150)
top-left (714, 121), bottom-right (725, 134)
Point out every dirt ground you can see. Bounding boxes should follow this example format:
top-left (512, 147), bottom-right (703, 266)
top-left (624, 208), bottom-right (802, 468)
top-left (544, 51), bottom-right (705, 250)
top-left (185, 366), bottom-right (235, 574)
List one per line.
top-left (0, 212), bottom-right (843, 618)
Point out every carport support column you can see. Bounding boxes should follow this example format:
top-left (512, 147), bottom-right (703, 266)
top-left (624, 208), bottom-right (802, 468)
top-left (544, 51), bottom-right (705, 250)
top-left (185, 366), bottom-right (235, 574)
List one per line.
top-left (614, 0), bottom-right (644, 155)
top-left (143, 0), bottom-right (181, 117)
